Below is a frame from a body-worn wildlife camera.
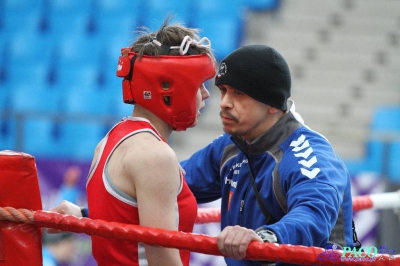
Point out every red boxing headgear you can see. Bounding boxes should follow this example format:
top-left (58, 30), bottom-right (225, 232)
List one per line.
top-left (116, 50), bottom-right (215, 131)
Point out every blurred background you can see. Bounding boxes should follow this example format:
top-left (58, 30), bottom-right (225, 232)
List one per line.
top-left (0, 0), bottom-right (400, 265)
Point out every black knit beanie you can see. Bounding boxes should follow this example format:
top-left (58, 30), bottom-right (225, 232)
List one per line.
top-left (215, 45), bottom-right (291, 111)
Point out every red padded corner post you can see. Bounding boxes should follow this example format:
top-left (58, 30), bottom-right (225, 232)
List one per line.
top-left (0, 150), bottom-right (43, 265)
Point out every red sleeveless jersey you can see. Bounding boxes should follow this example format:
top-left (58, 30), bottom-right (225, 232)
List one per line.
top-left (86, 117), bottom-right (197, 266)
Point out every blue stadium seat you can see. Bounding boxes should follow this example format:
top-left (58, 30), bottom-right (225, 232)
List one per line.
top-left (345, 105), bottom-right (400, 182)
top-left (247, 0), bottom-right (281, 11)
top-left (93, 0), bottom-right (141, 38)
top-left (0, 88), bottom-right (16, 151)
top-left (53, 61), bottom-right (101, 89)
top-left (3, 0), bottom-right (45, 14)
top-left (61, 88), bottom-right (113, 116)
top-left (47, 0), bottom-right (93, 17)
top-left (388, 142), bottom-right (400, 181)
top-left (371, 106), bottom-right (400, 182)
top-left (141, 0), bottom-right (192, 30)
top-left (46, 12), bottom-right (91, 37)
top-left (2, 0), bottom-right (45, 35)
top-left (9, 85), bottom-right (61, 114)
top-left (8, 32), bottom-right (56, 65)
top-left (57, 120), bottom-right (107, 160)
top-left (192, 16), bottom-right (244, 61)
top-left (101, 34), bottom-right (133, 63)
top-left (192, 0), bottom-right (245, 17)
top-left (2, 11), bottom-right (44, 36)
top-left (22, 118), bottom-right (60, 158)
top-left (5, 61), bottom-right (52, 87)
top-left (107, 89), bottom-right (135, 119)
top-left (99, 57), bottom-right (121, 88)
top-left (190, 0), bottom-right (245, 61)
top-left (94, 0), bottom-right (142, 19)
top-left (0, 35), bottom-right (6, 55)
top-left (371, 106), bottom-right (400, 131)
top-left (0, 116), bottom-right (16, 151)
top-left (43, 0), bottom-right (93, 36)
top-left (0, 38), bottom-right (7, 78)
top-left (93, 16), bottom-right (138, 42)
top-left (55, 34), bottom-right (104, 67)
top-left (0, 87), bottom-right (9, 105)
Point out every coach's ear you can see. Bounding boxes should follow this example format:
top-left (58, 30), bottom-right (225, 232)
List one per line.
top-left (268, 106), bottom-right (282, 114)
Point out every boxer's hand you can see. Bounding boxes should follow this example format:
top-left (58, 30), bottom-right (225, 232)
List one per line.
top-left (46, 200), bottom-right (82, 233)
top-left (217, 225), bottom-right (263, 260)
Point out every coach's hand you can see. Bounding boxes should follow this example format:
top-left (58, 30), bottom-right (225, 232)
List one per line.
top-left (217, 225), bottom-right (263, 260)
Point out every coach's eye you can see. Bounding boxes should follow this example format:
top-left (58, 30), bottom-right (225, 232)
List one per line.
top-left (234, 90), bottom-right (244, 97)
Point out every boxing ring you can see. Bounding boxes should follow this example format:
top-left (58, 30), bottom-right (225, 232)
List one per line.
top-left (1, 151), bottom-right (400, 265)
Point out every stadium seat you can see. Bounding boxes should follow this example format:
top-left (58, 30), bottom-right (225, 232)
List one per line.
top-left (1, 11), bottom-right (44, 36)
top-left (3, 0), bottom-right (45, 14)
top-left (192, 0), bottom-right (245, 17)
top-left (371, 106), bottom-right (400, 182)
top-left (107, 89), bottom-right (135, 119)
top-left (55, 34), bottom-right (104, 66)
top-left (388, 142), bottom-right (400, 182)
top-left (0, 117), bottom-right (16, 151)
top-left (93, 16), bottom-right (138, 43)
top-left (191, 0), bottom-right (245, 61)
top-left (371, 106), bottom-right (400, 131)
top-left (0, 38), bottom-right (7, 77)
top-left (93, 0), bottom-right (141, 38)
top-left (0, 88), bottom-right (16, 151)
top-left (5, 61), bottom-right (52, 87)
top-left (8, 32), bottom-right (56, 66)
top-left (57, 120), bottom-right (108, 160)
top-left (60, 88), bottom-right (112, 116)
top-left (141, 0), bottom-right (192, 30)
top-left (46, 12), bottom-right (91, 37)
top-left (9, 85), bottom-right (61, 114)
top-left (2, 0), bottom-right (45, 35)
top-left (95, 0), bottom-right (142, 18)
top-left (247, 0), bottom-right (280, 11)
top-left (43, 0), bottom-right (93, 36)
top-left (53, 61), bottom-right (101, 89)
top-left (22, 118), bottom-right (60, 158)
top-left (99, 57), bottom-right (121, 88)
top-left (192, 16), bottom-right (244, 61)
top-left (345, 105), bottom-right (400, 182)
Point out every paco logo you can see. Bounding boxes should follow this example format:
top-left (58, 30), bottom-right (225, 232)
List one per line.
top-left (290, 134), bottom-right (320, 179)
top-left (143, 91), bottom-right (151, 99)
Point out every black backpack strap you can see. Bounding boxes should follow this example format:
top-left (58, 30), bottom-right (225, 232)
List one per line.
top-left (247, 156), bottom-right (275, 225)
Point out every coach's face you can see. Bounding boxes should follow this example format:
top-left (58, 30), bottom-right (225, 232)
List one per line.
top-left (218, 84), bottom-right (271, 143)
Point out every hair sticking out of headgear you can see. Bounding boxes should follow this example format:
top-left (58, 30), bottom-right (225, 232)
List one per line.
top-left (152, 40), bottom-right (162, 47)
top-left (169, 36), bottom-right (212, 55)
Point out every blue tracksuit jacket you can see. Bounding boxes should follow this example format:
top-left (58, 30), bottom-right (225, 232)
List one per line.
top-left (181, 108), bottom-right (354, 266)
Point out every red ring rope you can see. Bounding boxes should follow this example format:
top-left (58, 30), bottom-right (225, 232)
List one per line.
top-left (1, 206), bottom-right (399, 265)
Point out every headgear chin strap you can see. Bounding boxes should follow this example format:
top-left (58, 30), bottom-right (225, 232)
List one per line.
top-left (116, 49), bottom-right (215, 131)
